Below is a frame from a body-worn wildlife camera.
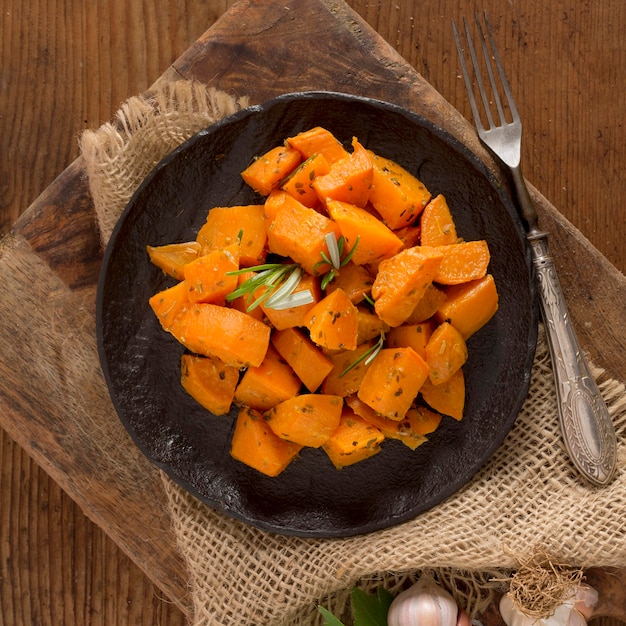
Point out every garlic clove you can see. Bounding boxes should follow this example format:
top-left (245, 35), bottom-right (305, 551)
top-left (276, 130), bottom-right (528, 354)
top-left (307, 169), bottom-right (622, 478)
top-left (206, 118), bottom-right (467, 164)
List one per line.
top-left (499, 594), bottom-right (540, 626)
top-left (387, 573), bottom-right (459, 626)
top-left (571, 584), bottom-right (598, 621)
top-left (457, 609), bottom-right (472, 626)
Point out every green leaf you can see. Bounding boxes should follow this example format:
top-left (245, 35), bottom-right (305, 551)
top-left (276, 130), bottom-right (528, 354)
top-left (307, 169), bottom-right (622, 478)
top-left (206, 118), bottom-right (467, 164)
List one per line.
top-left (317, 606), bottom-right (347, 626)
top-left (351, 587), bottom-right (392, 626)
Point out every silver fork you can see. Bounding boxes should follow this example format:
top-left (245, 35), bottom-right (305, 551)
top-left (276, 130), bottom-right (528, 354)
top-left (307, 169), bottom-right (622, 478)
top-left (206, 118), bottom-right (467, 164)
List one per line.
top-left (453, 12), bottom-right (617, 486)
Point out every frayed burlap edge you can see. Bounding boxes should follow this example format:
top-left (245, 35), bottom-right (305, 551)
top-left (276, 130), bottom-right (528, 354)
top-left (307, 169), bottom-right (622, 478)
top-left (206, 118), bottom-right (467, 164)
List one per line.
top-left (79, 80), bottom-right (249, 247)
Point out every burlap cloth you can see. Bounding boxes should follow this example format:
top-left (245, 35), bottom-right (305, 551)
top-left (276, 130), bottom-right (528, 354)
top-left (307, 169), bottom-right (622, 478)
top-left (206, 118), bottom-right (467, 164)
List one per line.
top-left (76, 81), bottom-right (626, 625)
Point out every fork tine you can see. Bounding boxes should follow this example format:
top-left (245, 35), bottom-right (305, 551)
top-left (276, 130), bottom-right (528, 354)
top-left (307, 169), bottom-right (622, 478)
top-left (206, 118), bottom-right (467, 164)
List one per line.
top-left (451, 18), bottom-right (487, 132)
top-left (477, 11), bottom-right (520, 123)
top-left (453, 12), bottom-right (520, 131)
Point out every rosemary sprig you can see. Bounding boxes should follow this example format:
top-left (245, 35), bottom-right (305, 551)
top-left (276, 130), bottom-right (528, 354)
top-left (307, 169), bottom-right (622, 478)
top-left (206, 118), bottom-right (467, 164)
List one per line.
top-left (340, 331), bottom-right (385, 378)
top-left (315, 233), bottom-right (360, 290)
top-left (225, 263), bottom-right (314, 312)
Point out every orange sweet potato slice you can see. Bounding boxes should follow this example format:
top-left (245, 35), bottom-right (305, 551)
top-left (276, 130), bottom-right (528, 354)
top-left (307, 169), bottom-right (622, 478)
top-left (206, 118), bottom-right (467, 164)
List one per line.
top-left (304, 288), bottom-right (359, 351)
top-left (230, 406), bottom-right (302, 477)
top-left (182, 245), bottom-right (240, 305)
top-left (420, 194), bottom-right (460, 246)
top-left (357, 347), bottom-right (430, 420)
top-left (241, 145), bottom-right (302, 196)
top-left (435, 274), bottom-right (499, 339)
top-left (260, 273), bottom-right (321, 330)
top-left (180, 354), bottom-right (239, 415)
top-left (281, 152), bottom-right (330, 208)
top-left (371, 246), bottom-right (444, 327)
top-left (433, 240), bottom-right (491, 285)
top-left (326, 198), bottom-right (403, 266)
top-left (271, 327), bottom-right (334, 392)
top-left (234, 345), bottom-right (301, 411)
top-left (424, 321), bottom-right (468, 385)
top-left (322, 407), bottom-right (384, 468)
top-left (265, 393), bottom-right (343, 448)
top-left (420, 368), bottom-right (465, 420)
top-left (266, 201), bottom-right (341, 275)
top-left (356, 307), bottom-right (387, 344)
top-left (321, 340), bottom-right (376, 397)
top-left (346, 395), bottom-right (439, 450)
top-left (196, 205), bottom-right (267, 267)
top-left (386, 321), bottom-right (435, 359)
top-left (169, 303), bottom-right (270, 368)
top-left (312, 138), bottom-right (373, 208)
top-left (367, 150), bottom-right (432, 229)
top-left (286, 126), bottom-right (349, 165)
top-left (404, 283), bottom-right (447, 324)
top-left (146, 241), bottom-right (202, 280)
top-left (325, 261), bottom-right (374, 304)
top-left (149, 280), bottom-right (190, 332)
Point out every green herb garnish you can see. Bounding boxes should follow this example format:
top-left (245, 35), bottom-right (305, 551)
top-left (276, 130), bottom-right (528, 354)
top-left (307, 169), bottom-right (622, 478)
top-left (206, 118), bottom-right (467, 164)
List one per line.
top-left (316, 233), bottom-right (360, 290)
top-left (340, 330), bottom-right (385, 377)
top-left (226, 263), bottom-right (314, 312)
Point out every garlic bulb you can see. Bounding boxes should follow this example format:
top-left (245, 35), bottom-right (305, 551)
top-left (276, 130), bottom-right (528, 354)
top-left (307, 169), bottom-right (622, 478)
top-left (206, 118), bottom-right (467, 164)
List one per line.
top-left (499, 582), bottom-right (598, 626)
top-left (387, 573), bottom-right (459, 626)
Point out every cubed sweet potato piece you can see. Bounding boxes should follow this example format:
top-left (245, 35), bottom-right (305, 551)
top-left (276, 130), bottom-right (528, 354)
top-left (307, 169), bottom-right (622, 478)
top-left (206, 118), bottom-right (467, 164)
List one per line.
top-left (420, 368), bottom-right (465, 420)
top-left (357, 347), bottom-right (430, 420)
top-left (196, 205), bottom-right (267, 267)
top-left (404, 283), bottom-right (447, 324)
top-left (325, 262), bottom-right (374, 304)
top-left (420, 194), bottom-right (460, 246)
top-left (367, 150), bottom-right (432, 229)
top-left (271, 327), bottom-right (334, 392)
top-left (424, 321), bottom-right (468, 385)
top-left (346, 395), bottom-right (437, 450)
top-left (386, 321), bottom-right (435, 359)
top-left (326, 198), bottom-right (403, 266)
top-left (149, 280), bottom-right (190, 332)
top-left (435, 274), bottom-right (499, 339)
top-left (169, 303), bottom-right (270, 368)
top-left (146, 241), bottom-right (202, 280)
top-left (281, 153), bottom-right (330, 208)
top-left (433, 241), bottom-right (491, 285)
top-left (286, 126), bottom-right (349, 165)
top-left (241, 145), bottom-right (302, 196)
top-left (183, 245), bottom-right (240, 305)
top-left (356, 307), bottom-right (387, 344)
top-left (234, 345), bottom-right (301, 411)
top-left (180, 354), bottom-right (239, 415)
top-left (266, 201), bottom-right (341, 275)
top-left (321, 340), bottom-right (376, 397)
top-left (230, 406), bottom-right (302, 477)
top-left (260, 274), bottom-right (321, 330)
top-left (371, 246), bottom-right (444, 327)
top-left (312, 138), bottom-right (373, 208)
top-left (304, 288), bottom-right (359, 351)
top-left (322, 407), bottom-right (384, 468)
top-left (265, 393), bottom-right (343, 448)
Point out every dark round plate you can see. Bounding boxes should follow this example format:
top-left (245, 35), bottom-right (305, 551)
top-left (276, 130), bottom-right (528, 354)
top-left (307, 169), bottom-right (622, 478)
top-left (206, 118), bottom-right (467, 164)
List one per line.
top-left (97, 91), bottom-right (538, 538)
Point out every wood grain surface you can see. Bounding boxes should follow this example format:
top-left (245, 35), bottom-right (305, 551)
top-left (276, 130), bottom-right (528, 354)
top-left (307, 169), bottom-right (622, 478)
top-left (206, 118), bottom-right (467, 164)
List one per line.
top-left (1, 1), bottom-right (625, 625)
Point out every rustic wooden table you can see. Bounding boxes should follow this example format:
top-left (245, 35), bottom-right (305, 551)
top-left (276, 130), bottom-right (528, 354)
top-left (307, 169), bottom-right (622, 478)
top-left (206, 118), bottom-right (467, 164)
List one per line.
top-left (1, 1), bottom-right (625, 624)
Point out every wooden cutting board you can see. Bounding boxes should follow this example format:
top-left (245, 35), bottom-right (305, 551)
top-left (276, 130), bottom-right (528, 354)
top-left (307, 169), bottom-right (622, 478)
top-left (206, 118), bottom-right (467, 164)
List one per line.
top-left (4, 0), bottom-right (626, 620)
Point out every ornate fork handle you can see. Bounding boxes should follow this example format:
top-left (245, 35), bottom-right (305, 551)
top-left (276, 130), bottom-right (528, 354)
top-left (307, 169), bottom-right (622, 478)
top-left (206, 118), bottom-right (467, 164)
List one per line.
top-left (528, 232), bottom-right (617, 485)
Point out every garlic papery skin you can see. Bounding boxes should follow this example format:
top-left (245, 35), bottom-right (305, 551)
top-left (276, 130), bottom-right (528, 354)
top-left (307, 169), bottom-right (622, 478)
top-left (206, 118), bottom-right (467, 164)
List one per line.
top-left (387, 574), bottom-right (459, 626)
top-left (571, 584), bottom-right (598, 621)
top-left (499, 583), bottom-right (598, 626)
